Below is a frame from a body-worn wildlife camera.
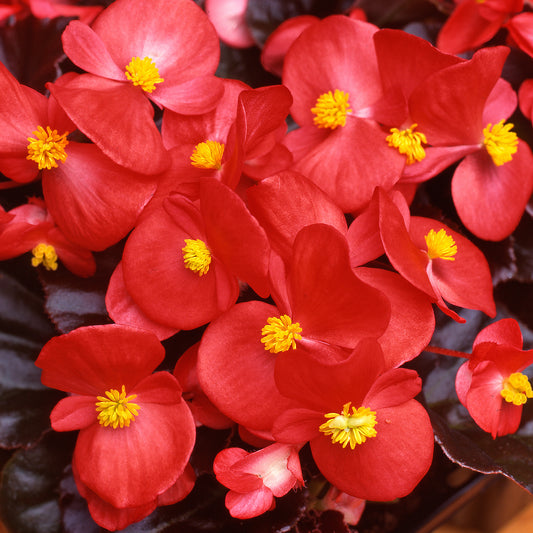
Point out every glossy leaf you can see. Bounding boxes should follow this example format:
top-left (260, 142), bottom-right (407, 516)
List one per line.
top-left (0, 431), bottom-right (76, 533)
top-left (0, 270), bottom-right (61, 449)
top-left (40, 244), bottom-right (121, 334)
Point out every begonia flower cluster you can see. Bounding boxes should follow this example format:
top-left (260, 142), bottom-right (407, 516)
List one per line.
top-left (0, 0), bottom-right (532, 530)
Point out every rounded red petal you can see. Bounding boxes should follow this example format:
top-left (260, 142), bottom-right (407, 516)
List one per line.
top-left (35, 324), bottom-right (165, 396)
top-left (197, 301), bottom-right (295, 431)
top-left (311, 400), bottom-right (434, 501)
top-left (74, 399), bottom-right (195, 508)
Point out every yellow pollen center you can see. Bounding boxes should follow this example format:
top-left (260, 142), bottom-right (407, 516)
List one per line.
top-left (501, 372), bottom-right (533, 406)
top-left (386, 123), bottom-right (427, 164)
top-left (190, 140), bottom-right (225, 170)
top-left (125, 56), bottom-right (164, 93)
top-left (27, 126), bottom-right (69, 170)
top-left (96, 385), bottom-right (140, 429)
top-left (482, 120), bottom-right (518, 166)
top-left (261, 315), bottom-right (302, 353)
top-left (424, 229), bottom-right (457, 261)
top-left (319, 402), bottom-right (377, 449)
top-left (311, 90), bottom-right (351, 130)
top-left (182, 238), bottom-right (211, 276)
top-left (31, 243), bottom-right (58, 271)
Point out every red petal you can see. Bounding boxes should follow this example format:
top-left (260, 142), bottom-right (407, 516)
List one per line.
top-left (47, 74), bottom-right (170, 175)
top-left (409, 47), bottom-right (509, 146)
top-left (225, 487), bottom-right (274, 519)
top-left (73, 466), bottom-right (157, 531)
top-left (105, 263), bottom-right (179, 341)
top-left (43, 143), bottom-right (156, 251)
top-left (437, 0), bottom-right (506, 54)
top-left (150, 75), bottom-right (224, 115)
top-left (196, 301), bottom-right (295, 431)
top-left (466, 360), bottom-right (521, 438)
top-left (61, 20), bottom-right (125, 81)
top-left (289, 224), bottom-right (391, 346)
top-left (200, 178), bottom-right (270, 298)
top-left (374, 28), bottom-right (460, 104)
top-left (410, 217), bottom-right (496, 317)
top-left (355, 267), bottom-right (435, 367)
top-left (311, 400), bottom-right (433, 501)
top-left (205, 0), bottom-right (255, 48)
top-left (35, 324), bottom-right (165, 396)
top-left (50, 395), bottom-right (96, 432)
top-left (247, 170), bottom-right (347, 263)
top-left (91, 0), bottom-right (219, 83)
top-left (261, 15), bottom-right (319, 77)
top-left (473, 318), bottom-right (523, 348)
top-left (289, 117), bottom-right (404, 213)
top-left (74, 399), bottom-right (195, 508)
top-left (283, 16), bottom-right (380, 126)
top-left (122, 200), bottom-right (238, 330)
top-left (451, 143), bottom-right (533, 241)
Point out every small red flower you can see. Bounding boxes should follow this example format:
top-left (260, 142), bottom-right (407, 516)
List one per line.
top-left (48, 0), bottom-right (223, 174)
top-left (213, 443), bottom-right (303, 519)
top-left (35, 324), bottom-right (196, 530)
top-left (0, 198), bottom-right (95, 277)
top-left (455, 318), bottom-right (533, 438)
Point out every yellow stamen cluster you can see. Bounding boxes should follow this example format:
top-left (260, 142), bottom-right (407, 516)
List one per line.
top-left (125, 56), bottom-right (164, 93)
top-left (27, 126), bottom-right (69, 170)
top-left (319, 402), bottom-right (377, 449)
top-left (261, 315), bottom-right (302, 353)
top-left (190, 140), bottom-right (225, 170)
top-left (96, 385), bottom-right (140, 429)
top-left (425, 228), bottom-right (457, 261)
top-left (501, 372), bottom-right (533, 406)
top-left (31, 243), bottom-right (58, 271)
top-left (182, 238), bottom-right (212, 276)
top-left (311, 90), bottom-right (351, 130)
top-left (482, 120), bottom-right (518, 166)
top-left (386, 123), bottom-right (427, 164)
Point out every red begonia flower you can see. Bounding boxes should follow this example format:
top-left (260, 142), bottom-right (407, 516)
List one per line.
top-left (437, 0), bottom-right (523, 55)
top-left (0, 198), bottom-right (95, 277)
top-left (119, 178), bottom-right (270, 331)
top-left (0, 64), bottom-right (157, 250)
top-left (282, 15), bottom-right (404, 213)
top-left (213, 443), bottom-right (303, 519)
top-left (455, 318), bottom-right (533, 438)
top-left (247, 174), bottom-right (434, 366)
top-left (377, 188), bottom-right (496, 322)
top-left (197, 224), bottom-right (391, 431)
top-left (272, 338), bottom-right (434, 501)
top-left (405, 46), bottom-right (533, 240)
top-left (159, 82), bottom-right (292, 204)
top-left (49, 0), bottom-right (223, 174)
top-left (35, 324), bottom-right (196, 529)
